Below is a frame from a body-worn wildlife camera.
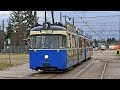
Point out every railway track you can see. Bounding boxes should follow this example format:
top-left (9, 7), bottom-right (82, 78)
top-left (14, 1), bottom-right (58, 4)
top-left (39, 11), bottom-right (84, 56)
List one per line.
top-left (100, 60), bottom-right (108, 79)
top-left (26, 71), bottom-right (61, 79)
top-left (71, 59), bottom-right (108, 79)
top-left (44, 58), bottom-right (93, 79)
top-left (47, 73), bottom-right (60, 79)
top-left (70, 52), bottom-right (108, 79)
top-left (71, 59), bottom-right (95, 79)
top-left (70, 51), bottom-right (100, 79)
top-left (44, 71), bottom-right (64, 79)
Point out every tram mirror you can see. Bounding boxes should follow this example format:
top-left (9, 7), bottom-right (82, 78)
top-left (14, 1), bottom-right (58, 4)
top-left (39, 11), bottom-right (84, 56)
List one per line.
top-left (23, 39), bottom-right (28, 45)
top-left (23, 38), bottom-right (31, 46)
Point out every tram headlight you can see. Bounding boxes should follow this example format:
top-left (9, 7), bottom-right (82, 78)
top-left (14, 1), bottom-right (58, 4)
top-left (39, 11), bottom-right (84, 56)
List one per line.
top-left (44, 55), bottom-right (49, 59)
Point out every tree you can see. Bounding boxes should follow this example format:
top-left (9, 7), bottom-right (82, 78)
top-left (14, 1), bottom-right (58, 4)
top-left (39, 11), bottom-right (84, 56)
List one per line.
top-left (111, 38), bottom-right (116, 44)
top-left (93, 39), bottom-right (98, 47)
top-left (107, 38), bottom-right (110, 44)
top-left (23, 11), bottom-right (37, 36)
top-left (6, 19), bottom-right (13, 39)
top-left (24, 11), bottom-right (36, 29)
top-left (6, 11), bottom-right (36, 46)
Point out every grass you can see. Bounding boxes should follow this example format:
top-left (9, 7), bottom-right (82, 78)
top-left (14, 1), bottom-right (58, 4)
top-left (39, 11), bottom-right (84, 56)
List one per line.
top-left (0, 63), bottom-right (13, 70)
top-left (0, 53), bottom-right (29, 70)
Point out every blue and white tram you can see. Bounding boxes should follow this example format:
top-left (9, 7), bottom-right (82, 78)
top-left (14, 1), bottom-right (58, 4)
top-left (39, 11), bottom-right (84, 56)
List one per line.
top-left (29, 22), bottom-right (93, 71)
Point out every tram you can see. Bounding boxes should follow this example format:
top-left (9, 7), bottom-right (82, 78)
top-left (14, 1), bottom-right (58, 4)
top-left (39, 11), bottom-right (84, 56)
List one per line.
top-left (27, 21), bottom-right (93, 71)
top-left (25, 11), bottom-right (93, 71)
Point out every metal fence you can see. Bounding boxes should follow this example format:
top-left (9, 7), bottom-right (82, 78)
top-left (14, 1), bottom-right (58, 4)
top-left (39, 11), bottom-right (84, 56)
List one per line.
top-left (0, 45), bottom-right (29, 54)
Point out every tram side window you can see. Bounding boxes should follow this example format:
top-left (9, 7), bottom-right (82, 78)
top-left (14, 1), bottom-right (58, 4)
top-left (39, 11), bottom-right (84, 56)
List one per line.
top-left (58, 35), bottom-right (67, 48)
top-left (84, 39), bottom-right (86, 47)
top-left (75, 36), bottom-right (78, 48)
top-left (86, 41), bottom-right (88, 47)
top-left (79, 37), bottom-right (82, 48)
top-left (88, 41), bottom-right (90, 47)
top-left (86, 41), bottom-right (89, 47)
top-left (72, 35), bottom-right (77, 48)
top-left (82, 38), bottom-right (84, 48)
top-left (67, 33), bottom-right (71, 48)
top-left (90, 41), bottom-right (93, 47)
top-left (62, 36), bottom-right (67, 48)
top-left (72, 35), bottom-right (75, 48)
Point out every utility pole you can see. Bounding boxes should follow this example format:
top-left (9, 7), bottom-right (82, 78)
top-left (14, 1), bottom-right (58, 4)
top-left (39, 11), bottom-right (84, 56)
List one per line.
top-left (60, 12), bottom-right (62, 23)
top-left (73, 18), bottom-right (74, 25)
top-left (45, 11), bottom-right (47, 22)
top-left (62, 15), bottom-right (67, 26)
top-left (65, 15), bottom-right (66, 25)
top-left (119, 17), bottom-right (120, 45)
top-left (34, 11), bottom-right (37, 25)
top-left (35, 11), bottom-right (38, 23)
top-left (2, 20), bottom-right (4, 31)
top-left (51, 11), bottom-right (54, 24)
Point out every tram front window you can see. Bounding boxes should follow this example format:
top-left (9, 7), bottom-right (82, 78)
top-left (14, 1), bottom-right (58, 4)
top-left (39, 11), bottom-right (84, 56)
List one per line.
top-left (31, 35), bottom-right (67, 49)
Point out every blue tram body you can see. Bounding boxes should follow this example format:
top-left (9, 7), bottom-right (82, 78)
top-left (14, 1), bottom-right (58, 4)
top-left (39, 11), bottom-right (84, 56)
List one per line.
top-left (29, 48), bottom-right (90, 71)
top-left (30, 49), bottom-right (67, 70)
top-left (28, 22), bottom-right (93, 71)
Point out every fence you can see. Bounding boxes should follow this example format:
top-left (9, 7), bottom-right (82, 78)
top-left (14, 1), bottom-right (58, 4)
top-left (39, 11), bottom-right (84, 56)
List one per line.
top-left (0, 45), bottom-right (29, 54)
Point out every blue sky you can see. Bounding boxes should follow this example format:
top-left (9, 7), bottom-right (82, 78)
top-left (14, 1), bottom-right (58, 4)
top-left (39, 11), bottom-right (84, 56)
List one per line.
top-left (0, 11), bottom-right (120, 40)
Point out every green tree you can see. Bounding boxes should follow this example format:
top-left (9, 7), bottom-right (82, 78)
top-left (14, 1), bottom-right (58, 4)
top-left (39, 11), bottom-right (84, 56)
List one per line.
top-left (94, 39), bottom-right (98, 47)
top-left (111, 38), bottom-right (116, 44)
top-left (7, 11), bottom-right (36, 46)
top-left (6, 20), bottom-right (13, 39)
top-left (24, 11), bottom-right (36, 29)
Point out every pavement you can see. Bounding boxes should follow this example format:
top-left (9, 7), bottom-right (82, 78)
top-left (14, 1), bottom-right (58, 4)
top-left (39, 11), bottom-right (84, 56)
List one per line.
top-left (0, 63), bottom-right (36, 79)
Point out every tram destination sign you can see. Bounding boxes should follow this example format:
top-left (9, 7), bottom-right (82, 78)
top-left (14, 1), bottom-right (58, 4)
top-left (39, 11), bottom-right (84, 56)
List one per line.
top-left (41, 30), bottom-right (53, 34)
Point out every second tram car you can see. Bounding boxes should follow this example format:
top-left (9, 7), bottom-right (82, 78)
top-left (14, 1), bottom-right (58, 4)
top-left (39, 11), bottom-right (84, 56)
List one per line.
top-left (28, 22), bottom-right (93, 71)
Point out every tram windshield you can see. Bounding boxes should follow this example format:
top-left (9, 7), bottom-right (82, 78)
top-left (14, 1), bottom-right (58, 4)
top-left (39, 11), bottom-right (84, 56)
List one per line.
top-left (31, 35), bottom-right (67, 49)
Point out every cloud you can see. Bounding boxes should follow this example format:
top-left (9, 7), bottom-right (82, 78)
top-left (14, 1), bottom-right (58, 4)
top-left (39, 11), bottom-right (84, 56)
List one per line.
top-left (107, 11), bottom-right (120, 14)
top-left (0, 11), bottom-right (119, 39)
top-left (0, 11), bottom-right (11, 16)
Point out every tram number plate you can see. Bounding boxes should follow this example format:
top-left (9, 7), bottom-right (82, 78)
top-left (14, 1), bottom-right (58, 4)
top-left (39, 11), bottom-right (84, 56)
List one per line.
top-left (43, 63), bottom-right (50, 67)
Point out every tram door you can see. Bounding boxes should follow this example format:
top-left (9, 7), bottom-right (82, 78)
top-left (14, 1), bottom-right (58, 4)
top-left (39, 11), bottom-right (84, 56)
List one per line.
top-left (84, 38), bottom-right (87, 60)
top-left (79, 37), bottom-right (83, 62)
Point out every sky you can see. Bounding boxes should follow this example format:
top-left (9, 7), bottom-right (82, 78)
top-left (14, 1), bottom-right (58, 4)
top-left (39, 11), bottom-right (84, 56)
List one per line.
top-left (0, 11), bottom-right (120, 40)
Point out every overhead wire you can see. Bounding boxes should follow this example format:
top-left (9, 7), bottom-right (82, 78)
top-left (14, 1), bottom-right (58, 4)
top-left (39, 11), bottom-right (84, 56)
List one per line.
top-left (73, 12), bottom-right (120, 39)
top-left (73, 11), bottom-right (102, 38)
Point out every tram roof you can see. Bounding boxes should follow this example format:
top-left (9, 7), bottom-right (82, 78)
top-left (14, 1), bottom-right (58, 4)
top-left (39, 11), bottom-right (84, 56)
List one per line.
top-left (31, 25), bottom-right (67, 31)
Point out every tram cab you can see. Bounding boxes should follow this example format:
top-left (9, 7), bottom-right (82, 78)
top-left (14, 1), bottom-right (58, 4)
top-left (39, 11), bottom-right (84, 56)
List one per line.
top-left (29, 22), bottom-right (68, 71)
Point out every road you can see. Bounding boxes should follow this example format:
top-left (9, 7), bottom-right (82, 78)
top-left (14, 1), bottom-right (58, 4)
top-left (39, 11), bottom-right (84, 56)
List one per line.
top-left (0, 50), bottom-right (120, 79)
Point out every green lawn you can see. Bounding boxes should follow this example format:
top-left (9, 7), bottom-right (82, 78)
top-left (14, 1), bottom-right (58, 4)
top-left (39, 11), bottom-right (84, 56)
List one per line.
top-left (0, 62), bottom-right (13, 70)
top-left (0, 54), bottom-right (29, 70)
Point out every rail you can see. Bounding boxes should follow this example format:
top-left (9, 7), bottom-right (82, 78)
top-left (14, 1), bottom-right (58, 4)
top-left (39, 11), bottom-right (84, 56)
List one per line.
top-left (100, 60), bottom-right (108, 79)
top-left (72, 59), bottom-right (94, 79)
